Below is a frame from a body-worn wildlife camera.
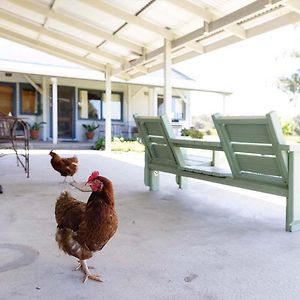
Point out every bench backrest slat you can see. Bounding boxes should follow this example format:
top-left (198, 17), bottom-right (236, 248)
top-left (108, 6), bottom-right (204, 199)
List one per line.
top-left (133, 114), bottom-right (185, 168)
top-left (212, 111), bottom-right (288, 185)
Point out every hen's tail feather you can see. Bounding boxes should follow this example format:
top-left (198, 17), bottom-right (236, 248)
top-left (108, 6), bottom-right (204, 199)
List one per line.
top-left (56, 228), bottom-right (92, 260)
top-left (56, 191), bottom-right (73, 206)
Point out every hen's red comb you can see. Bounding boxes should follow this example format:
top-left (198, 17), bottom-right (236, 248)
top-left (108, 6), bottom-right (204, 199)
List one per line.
top-left (88, 170), bottom-right (100, 182)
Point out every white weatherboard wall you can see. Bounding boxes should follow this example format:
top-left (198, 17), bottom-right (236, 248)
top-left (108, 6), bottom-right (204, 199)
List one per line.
top-left (0, 72), bottom-right (192, 141)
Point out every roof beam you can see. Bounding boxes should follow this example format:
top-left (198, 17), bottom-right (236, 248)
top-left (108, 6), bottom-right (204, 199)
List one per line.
top-left (8, 0), bottom-right (143, 55)
top-left (171, 0), bottom-right (214, 22)
top-left (129, 10), bottom-right (300, 80)
top-left (79, 0), bottom-right (175, 40)
top-left (224, 24), bottom-right (246, 39)
top-left (186, 42), bottom-right (204, 54)
top-left (285, 0), bottom-right (300, 14)
top-left (0, 27), bottom-right (105, 71)
top-left (115, 0), bottom-right (283, 75)
top-left (173, 0), bottom-right (247, 39)
top-left (23, 74), bottom-right (43, 94)
top-left (0, 11), bottom-right (126, 65)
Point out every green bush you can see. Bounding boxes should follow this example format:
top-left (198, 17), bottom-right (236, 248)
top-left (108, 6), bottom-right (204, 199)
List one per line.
top-left (94, 137), bottom-right (105, 150)
top-left (181, 127), bottom-right (204, 139)
top-left (282, 121), bottom-right (293, 136)
top-left (293, 114), bottom-right (300, 135)
top-left (94, 137), bottom-right (145, 152)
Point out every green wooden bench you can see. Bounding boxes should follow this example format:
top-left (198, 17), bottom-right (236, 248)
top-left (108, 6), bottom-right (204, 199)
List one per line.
top-left (133, 112), bottom-right (300, 232)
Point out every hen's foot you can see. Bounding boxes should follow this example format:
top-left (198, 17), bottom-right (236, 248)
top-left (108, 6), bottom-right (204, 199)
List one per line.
top-left (80, 259), bottom-right (102, 283)
top-left (83, 274), bottom-right (102, 283)
top-left (74, 260), bottom-right (94, 271)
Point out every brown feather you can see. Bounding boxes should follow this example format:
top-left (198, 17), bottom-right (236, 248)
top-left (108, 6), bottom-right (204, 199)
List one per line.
top-left (49, 151), bottom-right (78, 178)
top-left (54, 176), bottom-right (118, 261)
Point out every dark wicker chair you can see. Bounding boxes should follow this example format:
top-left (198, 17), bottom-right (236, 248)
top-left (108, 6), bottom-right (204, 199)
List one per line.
top-left (0, 112), bottom-right (30, 178)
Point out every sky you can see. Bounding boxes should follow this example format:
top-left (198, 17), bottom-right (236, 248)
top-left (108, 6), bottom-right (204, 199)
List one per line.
top-left (175, 24), bottom-right (300, 119)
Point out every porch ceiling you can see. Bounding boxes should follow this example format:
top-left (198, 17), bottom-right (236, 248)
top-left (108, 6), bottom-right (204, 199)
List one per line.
top-left (0, 0), bottom-right (299, 81)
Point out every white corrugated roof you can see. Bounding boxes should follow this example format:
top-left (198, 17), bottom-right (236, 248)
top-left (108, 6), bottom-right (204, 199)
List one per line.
top-left (0, 0), bottom-right (298, 80)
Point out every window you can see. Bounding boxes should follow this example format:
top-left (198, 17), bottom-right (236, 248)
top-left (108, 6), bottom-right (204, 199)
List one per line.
top-left (78, 89), bottom-right (122, 121)
top-left (20, 83), bottom-right (41, 115)
top-left (157, 95), bottom-right (186, 121)
top-left (172, 96), bottom-right (186, 121)
top-left (78, 89), bottom-right (102, 119)
top-left (0, 83), bottom-right (15, 115)
top-left (102, 92), bottom-right (122, 120)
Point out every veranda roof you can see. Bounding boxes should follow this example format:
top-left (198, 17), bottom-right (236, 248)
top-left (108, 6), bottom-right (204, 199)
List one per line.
top-left (0, 0), bottom-right (299, 80)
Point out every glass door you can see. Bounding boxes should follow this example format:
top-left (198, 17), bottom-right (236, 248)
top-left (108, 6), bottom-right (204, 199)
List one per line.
top-left (58, 86), bottom-right (75, 139)
top-left (50, 85), bottom-right (75, 139)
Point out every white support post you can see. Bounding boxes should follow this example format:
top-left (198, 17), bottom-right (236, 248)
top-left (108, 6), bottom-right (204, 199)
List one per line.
top-left (51, 77), bottom-right (58, 145)
top-left (164, 38), bottom-right (172, 120)
top-left (287, 150), bottom-right (300, 232)
top-left (222, 94), bottom-right (227, 114)
top-left (42, 76), bottom-right (47, 141)
top-left (105, 64), bottom-right (112, 151)
top-left (152, 87), bottom-right (158, 116)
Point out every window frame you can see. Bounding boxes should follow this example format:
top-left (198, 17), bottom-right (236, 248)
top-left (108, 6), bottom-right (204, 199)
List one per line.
top-left (19, 82), bottom-right (41, 115)
top-left (157, 94), bottom-right (186, 122)
top-left (78, 88), bottom-right (123, 121)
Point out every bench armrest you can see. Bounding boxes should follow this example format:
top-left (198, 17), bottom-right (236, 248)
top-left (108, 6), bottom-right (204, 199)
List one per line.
top-left (169, 137), bottom-right (223, 151)
top-left (279, 144), bottom-right (300, 152)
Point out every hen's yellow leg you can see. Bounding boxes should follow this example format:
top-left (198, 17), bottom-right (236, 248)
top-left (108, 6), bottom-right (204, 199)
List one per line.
top-left (80, 260), bottom-right (102, 283)
top-left (74, 260), bottom-right (94, 271)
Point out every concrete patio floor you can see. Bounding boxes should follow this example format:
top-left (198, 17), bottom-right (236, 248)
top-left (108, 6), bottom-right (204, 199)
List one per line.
top-left (1, 150), bottom-right (300, 300)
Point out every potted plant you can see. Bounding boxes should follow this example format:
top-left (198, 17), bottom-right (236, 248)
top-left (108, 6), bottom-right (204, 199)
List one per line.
top-left (30, 121), bottom-right (46, 140)
top-left (82, 122), bottom-right (100, 140)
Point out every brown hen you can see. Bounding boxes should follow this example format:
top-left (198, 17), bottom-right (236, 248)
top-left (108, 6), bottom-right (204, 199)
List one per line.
top-left (55, 171), bottom-right (118, 283)
top-left (49, 150), bottom-right (78, 183)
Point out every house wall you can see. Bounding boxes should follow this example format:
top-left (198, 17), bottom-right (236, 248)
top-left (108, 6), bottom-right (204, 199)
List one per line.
top-left (0, 72), bottom-right (191, 141)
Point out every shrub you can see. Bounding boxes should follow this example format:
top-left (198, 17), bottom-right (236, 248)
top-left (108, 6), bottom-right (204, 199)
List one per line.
top-left (293, 114), bottom-right (300, 135)
top-left (94, 137), bottom-right (145, 152)
top-left (181, 127), bottom-right (204, 139)
top-left (282, 121), bottom-right (293, 136)
top-left (94, 138), bottom-right (105, 150)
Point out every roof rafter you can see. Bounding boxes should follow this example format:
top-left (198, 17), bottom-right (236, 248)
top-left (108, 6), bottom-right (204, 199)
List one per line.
top-left (129, 10), bottom-right (300, 80)
top-left (171, 0), bottom-right (214, 22)
top-left (285, 0), bottom-right (300, 14)
top-left (0, 10), bottom-right (126, 65)
top-left (0, 26), bottom-right (105, 71)
top-left (8, 0), bottom-right (144, 55)
top-left (79, 0), bottom-right (175, 40)
top-left (115, 0), bottom-right (283, 76)
top-left (173, 0), bottom-right (246, 39)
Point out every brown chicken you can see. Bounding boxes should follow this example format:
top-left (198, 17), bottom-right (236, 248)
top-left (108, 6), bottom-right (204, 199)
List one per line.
top-left (55, 171), bottom-right (118, 283)
top-left (49, 150), bottom-right (78, 183)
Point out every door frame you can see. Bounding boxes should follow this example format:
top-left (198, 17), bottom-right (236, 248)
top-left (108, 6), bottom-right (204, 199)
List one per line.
top-left (50, 85), bottom-right (76, 140)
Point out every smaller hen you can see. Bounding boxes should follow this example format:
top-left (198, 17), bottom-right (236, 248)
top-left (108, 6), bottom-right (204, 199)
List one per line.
top-left (49, 150), bottom-right (78, 183)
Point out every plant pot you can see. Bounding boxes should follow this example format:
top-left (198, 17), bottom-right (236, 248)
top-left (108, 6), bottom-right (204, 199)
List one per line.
top-left (85, 131), bottom-right (94, 140)
top-left (30, 129), bottom-right (40, 140)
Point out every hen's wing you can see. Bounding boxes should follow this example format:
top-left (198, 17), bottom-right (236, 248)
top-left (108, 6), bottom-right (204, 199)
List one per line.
top-left (55, 191), bottom-right (92, 260)
top-left (55, 191), bottom-right (85, 231)
top-left (60, 156), bottom-right (78, 176)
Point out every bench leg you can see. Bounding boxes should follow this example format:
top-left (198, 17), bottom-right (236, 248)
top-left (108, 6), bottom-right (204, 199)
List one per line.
top-left (176, 175), bottom-right (188, 189)
top-left (144, 154), bottom-right (159, 191)
top-left (286, 151), bottom-right (300, 232)
top-left (145, 168), bottom-right (159, 191)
